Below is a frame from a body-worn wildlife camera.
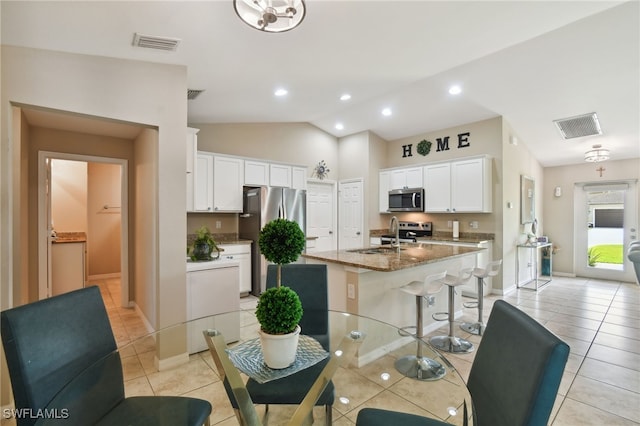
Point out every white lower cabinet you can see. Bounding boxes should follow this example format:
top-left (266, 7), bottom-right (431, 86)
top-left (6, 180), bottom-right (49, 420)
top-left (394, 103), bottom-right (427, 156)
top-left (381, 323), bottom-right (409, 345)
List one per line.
top-left (187, 262), bottom-right (240, 354)
top-left (217, 243), bottom-right (252, 294)
top-left (51, 242), bottom-right (85, 296)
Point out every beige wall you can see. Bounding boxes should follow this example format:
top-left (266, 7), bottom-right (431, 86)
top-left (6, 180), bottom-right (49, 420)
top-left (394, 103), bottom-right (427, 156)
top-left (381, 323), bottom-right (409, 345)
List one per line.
top-left (1, 46), bottom-right (187, 332)
top-left (500, 120), bottom-right (544, 292)
top-left (87, 162), bottom-right (121, 276)
top-left (543, 158), bottom-right (640, 276)
top-left (27, 127), bottom-right (135, 302)
top-left (193, 122), bottom-right (339, 177)
top-left (51, 159), bottom-right (88, 233)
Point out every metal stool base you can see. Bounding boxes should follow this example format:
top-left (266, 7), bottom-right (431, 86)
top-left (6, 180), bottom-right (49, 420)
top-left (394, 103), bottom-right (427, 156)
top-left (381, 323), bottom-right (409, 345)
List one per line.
top-left (460, 321), bottom-right (485, 336)
top-left (395, 355), bottom-right (446, 381)
top-left (430, 335), bottom-right (474, 353)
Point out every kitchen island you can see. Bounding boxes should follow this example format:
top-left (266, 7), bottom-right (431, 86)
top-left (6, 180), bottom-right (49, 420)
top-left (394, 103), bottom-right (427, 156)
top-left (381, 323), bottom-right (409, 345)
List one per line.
top-left (303, 243), bottom-right (483, 332)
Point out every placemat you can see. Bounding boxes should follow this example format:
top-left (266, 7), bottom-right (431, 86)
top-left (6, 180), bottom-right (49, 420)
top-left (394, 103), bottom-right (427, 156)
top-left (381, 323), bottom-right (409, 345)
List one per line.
top-left (226, 335), bottom-right (329, 383)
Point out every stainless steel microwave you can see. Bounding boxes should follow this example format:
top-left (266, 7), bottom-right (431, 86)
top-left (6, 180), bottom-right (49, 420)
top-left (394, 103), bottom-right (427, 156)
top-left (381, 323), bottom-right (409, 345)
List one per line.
top-left (388, 188), bottom-right (424, 212)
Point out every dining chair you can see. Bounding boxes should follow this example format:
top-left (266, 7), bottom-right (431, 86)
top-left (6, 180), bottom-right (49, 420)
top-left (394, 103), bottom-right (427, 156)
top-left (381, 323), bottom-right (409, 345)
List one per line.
top-left (356, 299), bottom-right (570, 426)
top-left (220, 264), bottom-right (334, 425)
top-left (1, 286), bottom-right (212, 426)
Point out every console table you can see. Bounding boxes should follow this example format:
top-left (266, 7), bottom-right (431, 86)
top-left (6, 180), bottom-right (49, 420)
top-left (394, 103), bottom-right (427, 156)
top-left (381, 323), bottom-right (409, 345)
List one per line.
top-left (516, 242), bottom-right (553, 291)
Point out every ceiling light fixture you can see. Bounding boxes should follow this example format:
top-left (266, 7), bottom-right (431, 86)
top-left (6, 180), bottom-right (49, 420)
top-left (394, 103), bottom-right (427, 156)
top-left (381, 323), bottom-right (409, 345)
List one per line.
top-left (274, 88), bottom-right (288, 97)
top-left (340, 94), bottom-right (351, 101)
top-left (335, 123), bottom-right (344, 130)
top-left (584, 144), bottom-right (610, 162)
top-left (448, 85), bottom-right (462, 95)
top-left (234, 0), bottom-right (306, 33)
top-left (381, 108), bottom-right (392, 117)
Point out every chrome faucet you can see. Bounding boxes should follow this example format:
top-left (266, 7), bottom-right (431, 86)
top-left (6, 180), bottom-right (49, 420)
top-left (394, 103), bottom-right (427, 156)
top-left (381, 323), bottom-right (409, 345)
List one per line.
top-left (389, 216), bottom-right (400, 250)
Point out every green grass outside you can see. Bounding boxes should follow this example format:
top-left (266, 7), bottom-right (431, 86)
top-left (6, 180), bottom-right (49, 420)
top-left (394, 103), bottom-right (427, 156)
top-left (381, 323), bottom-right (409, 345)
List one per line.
top-left (588, 244), bottom-right (623, 265)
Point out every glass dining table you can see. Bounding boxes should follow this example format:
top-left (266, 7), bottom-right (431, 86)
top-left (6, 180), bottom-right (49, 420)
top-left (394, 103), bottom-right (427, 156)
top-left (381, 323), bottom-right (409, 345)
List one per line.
top-left (41, 310), bottom-right (474, 425)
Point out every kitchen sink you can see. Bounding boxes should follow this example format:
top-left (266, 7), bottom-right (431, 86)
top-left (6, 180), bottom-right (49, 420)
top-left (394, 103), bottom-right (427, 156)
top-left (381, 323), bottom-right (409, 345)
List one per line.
top-left (347, 246), bottom-right (405, 254)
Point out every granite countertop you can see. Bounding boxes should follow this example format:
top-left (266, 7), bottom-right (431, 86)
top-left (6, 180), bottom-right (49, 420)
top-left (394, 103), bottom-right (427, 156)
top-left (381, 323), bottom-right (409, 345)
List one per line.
top-left (417, 234), bottom-right (493, 244)
top-left (302, 243), bottom-right (483, 272)
top-left (52, 232), bottom-right (87, 243)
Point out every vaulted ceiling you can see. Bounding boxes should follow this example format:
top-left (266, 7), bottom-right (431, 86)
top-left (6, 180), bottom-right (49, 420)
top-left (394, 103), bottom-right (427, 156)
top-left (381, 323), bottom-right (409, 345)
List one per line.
top-left (2, 1), bottom-right (638, 167)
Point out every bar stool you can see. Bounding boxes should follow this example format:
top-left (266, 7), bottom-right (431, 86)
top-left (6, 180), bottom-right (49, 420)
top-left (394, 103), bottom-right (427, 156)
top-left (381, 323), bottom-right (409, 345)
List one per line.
top-left (395, 271), bottom-right (447, 381)
top-left (461, 260), bottom-right (502, 336)
top-left (429, 268), bottom-right (474, 354)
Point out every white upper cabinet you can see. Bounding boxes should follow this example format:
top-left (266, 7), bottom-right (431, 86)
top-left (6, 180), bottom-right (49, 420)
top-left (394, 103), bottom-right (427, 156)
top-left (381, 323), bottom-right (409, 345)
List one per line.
top-left (244, 160), bottom-right (270, 186)
top-left (390, 167), bottom-right (423, 189)
top-left (194, 152), bottom-right (214, 212)
top-left (424, 156), bottom-right (492, 213)
top-left (186, 127), bottom-right (199, 212)
top-left (213, 156), bottom-right (244, 212)
top-left (451, 156), bottom-right (492, 213)
top-left (423, 162), bottom-right (451, 212)
top-left (292, 166), bottom-right (307, 190)
top-left (270, 164), bottom-right (292, 188)
top-left (379, 171), bottom-right (391, 213)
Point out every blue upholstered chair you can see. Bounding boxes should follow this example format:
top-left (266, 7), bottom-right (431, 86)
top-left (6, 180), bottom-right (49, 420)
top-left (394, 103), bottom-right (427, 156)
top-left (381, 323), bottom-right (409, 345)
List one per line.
top-left (0, 286), bottom-right (212, 426)
top-left (356, 300), bottom-right (570, 426)
top-left (223, 264), bottom-right (333, 425)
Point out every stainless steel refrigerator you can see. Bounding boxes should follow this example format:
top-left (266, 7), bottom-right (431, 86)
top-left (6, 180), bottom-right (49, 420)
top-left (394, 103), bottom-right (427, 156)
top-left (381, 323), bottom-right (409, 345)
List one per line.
top-left (239, 186), bottom-right (306, 296)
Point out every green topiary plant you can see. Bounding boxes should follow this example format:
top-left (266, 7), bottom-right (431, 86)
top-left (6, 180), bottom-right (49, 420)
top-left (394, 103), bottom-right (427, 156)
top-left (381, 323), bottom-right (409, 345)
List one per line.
top-left (256, 218), bottom-right (306, 334)
top-left (255, 286), bottom-right (303, 334)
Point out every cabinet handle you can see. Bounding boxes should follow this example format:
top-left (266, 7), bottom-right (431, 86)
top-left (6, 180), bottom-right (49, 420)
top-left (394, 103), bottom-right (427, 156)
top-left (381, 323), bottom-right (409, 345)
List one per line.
top-left (356, 231), bottom-right (361, 235)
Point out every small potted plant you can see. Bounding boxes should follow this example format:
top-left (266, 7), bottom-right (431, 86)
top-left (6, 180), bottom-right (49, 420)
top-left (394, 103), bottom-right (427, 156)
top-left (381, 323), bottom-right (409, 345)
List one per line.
top-left (255, 218), bottom-right (306, 369)
top-left (190, 226), bottom-right (220, 261)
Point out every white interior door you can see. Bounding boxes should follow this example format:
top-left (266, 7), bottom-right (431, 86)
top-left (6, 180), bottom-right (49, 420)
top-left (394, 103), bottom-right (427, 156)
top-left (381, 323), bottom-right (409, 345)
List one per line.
top-left (575, 180), bottom-right (638, 282)
top-left (307, 180), bottom-right (337, 251)
top-left (339, 179), bottom-right (364, 250)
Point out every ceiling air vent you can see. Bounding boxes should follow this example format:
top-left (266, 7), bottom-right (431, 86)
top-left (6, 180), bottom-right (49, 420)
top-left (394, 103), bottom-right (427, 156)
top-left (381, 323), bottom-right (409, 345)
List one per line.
top-left (187, 89), bottom-right (205, 100)
top-left (132, 33), bottom-right (180, 51)
top-left (553, 112), bottom-right (602, 139)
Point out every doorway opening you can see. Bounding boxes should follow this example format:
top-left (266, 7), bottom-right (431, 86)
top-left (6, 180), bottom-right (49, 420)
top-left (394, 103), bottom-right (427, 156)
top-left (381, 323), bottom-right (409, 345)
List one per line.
top-left (38, 151), bottom-right (129, 306)
top-left (575, 180), bottom-right (638, 282)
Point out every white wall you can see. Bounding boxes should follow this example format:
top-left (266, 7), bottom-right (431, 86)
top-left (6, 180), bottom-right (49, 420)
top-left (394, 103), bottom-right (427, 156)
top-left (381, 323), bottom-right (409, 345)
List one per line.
top-left (1, 46), bottom-right (187, 330)
top-left (543, 158), bottom-right (640, 275)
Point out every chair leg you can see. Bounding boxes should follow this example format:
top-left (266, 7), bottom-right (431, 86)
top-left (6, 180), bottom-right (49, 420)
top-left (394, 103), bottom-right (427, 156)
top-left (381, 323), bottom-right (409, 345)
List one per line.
top-left (460, 277), bottom-right (486, 335)
top-left (394, 294), bottom-right (446, 380)
top-left (430, 285), bottom-right (473, 353)
top-left (204, 417), bottom-right (211, 426)
top-left (325, 404), bottom-right (332, 426)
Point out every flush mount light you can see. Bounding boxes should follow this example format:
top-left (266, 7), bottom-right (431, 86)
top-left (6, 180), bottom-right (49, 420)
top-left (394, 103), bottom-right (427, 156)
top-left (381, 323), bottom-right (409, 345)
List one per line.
top-left (335, 123), bottom-right (344, 130)
top-left (584, 144), bottom-right (610, 162)
top-left (340, 93), bottom-right (351, 101)
top-left (234, 0), bottom-right (306, 33)
top-left (448, 85), bottom-right (462, 95)
top-left (274, 88), bottom-right (288, 97)
top-left (381, 107), bottom-right (392, 116)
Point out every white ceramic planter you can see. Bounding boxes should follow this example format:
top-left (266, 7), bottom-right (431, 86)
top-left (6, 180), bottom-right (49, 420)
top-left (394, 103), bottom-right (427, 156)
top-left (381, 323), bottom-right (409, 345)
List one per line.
top-left (259, 325), bottom-right (301, 369)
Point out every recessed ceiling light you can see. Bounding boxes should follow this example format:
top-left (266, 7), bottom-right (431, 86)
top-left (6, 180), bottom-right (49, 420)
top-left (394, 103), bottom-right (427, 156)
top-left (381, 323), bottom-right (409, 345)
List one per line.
top-left (335, 123), bottom-right (344, 130)
top-left (381, 107), bottom-right (392, 116)
top-left (340, 94), bottom-right (351, 101)
top-left (274, 88), bottom-right (288, 97)
top-left (448, 85), bottom-right (462, 95)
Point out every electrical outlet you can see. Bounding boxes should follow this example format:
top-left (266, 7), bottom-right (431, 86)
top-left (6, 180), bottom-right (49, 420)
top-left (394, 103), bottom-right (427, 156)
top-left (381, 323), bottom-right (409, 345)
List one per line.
top-left (447, 221), bottom-right (452, 228)
top-left (215, 221), bottom-right (222, 229)
top-left (470, 221), bottom-right (479, 229)
top-left (347, 283), bottom-right (356, 299)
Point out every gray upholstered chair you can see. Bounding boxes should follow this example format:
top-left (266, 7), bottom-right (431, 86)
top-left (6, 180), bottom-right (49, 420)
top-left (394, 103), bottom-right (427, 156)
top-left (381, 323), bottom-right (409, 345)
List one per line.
top-left (356, 300), bottom-right (570, 426)
top-left (222, 263), bottom-right (334, 425)
top-left (1, 286), bottom-right (212, 426)
top-left (628, 240), bottom-right (640, 285)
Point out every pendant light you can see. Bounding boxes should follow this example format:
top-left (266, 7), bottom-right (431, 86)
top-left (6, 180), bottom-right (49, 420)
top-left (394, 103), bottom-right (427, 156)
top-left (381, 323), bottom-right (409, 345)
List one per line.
top-left (234, 0), bottom-right (306, 33)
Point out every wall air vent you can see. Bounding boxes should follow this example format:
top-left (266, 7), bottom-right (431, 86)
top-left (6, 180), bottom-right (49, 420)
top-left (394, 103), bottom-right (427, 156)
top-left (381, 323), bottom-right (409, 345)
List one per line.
top-left (187, 89), bottom-right (205, 100)
top-left (132, 33), bottom-right (180, 51)
top-left (553, 112), bottom-right (602, 139)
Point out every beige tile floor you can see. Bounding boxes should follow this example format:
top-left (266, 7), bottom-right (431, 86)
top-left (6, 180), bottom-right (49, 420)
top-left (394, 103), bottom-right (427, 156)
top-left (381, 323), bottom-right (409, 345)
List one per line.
top-left (2, 276), bottom-right (637, 425)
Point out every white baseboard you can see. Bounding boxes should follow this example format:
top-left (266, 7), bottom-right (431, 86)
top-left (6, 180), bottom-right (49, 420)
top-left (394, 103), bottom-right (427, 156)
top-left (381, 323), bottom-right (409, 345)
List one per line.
top-left (552, 271), bottom-right (576, 277)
